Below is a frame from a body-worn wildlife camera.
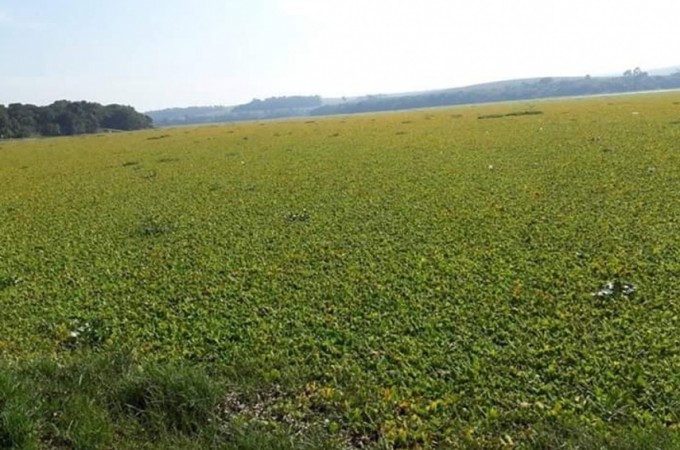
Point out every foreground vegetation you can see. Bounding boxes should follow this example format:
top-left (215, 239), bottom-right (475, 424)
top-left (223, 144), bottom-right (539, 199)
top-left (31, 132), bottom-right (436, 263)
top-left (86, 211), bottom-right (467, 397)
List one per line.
top-left (1, 93), bottom-right (680, 448)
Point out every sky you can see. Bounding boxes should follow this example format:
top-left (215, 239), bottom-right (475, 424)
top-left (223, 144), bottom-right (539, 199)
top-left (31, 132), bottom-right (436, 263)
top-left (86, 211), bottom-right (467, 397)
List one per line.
top-left (1, 0), bottom-right (679, 111)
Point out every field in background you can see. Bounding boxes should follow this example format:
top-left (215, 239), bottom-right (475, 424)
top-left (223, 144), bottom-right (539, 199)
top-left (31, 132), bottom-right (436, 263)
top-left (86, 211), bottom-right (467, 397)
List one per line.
top-left (1, 93), bottom-right (680, 448)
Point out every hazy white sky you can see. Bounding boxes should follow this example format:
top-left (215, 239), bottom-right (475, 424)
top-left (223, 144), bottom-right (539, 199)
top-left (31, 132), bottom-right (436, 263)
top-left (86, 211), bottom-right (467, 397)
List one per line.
top-left (1, 0), bottom-right (678, 111)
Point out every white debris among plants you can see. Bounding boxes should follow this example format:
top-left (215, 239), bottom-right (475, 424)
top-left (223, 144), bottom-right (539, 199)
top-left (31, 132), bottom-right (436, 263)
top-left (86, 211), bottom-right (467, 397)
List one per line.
top-left (593, 281), bottom-right (636, 298)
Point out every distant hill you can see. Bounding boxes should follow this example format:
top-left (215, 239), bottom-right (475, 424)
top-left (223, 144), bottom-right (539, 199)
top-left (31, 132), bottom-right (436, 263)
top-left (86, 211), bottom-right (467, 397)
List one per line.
top-left (645, 66), bottom-right (680, 76)
top-left (146, 67), bottom-right (680, 126)
top-left (147, 96), bottom-right (324, 126)
top-left (311, 72), bottom-right (680, 116)
top-left (232, 95), bottom-right (322, 113)
top-left (144, 106), bottom-right (236, 126)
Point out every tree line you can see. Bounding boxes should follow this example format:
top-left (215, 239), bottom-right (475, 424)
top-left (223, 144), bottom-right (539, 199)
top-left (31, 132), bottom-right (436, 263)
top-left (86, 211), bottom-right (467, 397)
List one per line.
top-left (148, 96), bottom-right (324, 126)
top-left (0, 101), bottom-right (153, 139)
top-left (146, 70), bottom-right (680, 126)
top-left (232, 95), bottom-right (322, 113)
top-left (310, 72), bottom-right (680, 116)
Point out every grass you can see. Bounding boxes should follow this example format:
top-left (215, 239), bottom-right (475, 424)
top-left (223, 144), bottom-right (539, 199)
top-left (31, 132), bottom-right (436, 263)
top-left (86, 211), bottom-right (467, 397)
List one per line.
top-left (0, 351), bottom-right (342, 449)
top-left (0, 352), bottom-right (676, 449)
top-left (1, 92), bottom-right (680, 448)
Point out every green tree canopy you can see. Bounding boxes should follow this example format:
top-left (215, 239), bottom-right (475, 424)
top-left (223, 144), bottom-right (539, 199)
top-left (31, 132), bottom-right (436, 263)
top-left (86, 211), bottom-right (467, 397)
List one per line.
top-left (0, 100), bottom-right (152, 139)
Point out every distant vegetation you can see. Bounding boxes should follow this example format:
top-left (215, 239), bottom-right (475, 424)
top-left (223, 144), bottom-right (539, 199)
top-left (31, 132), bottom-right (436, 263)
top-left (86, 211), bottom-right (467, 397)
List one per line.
top-left (311, 70), bottom-right (680, 116)
top-left (149, 96), bottom-right (323, 126)
top-left (232, 95), bottom-right (322, 113)
top-left (141, 105), bottom-right (234, 127)
top-left (147, 69), bottom-right (680, 126)
top-left (0, 101), bottom-right (152, 139)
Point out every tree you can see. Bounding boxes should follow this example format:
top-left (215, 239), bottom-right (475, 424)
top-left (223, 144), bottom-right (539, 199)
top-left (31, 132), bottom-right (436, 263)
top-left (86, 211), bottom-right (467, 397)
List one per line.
top-left (0, 101), bottom-right (152, 139)
top-left (624, 67), bottom-right (648, 78)
top-left (0, 105), bottom-right (11, 138)
top-left (632, 67), bottom-right (648, 77)
top-left (8, 103), bottom-right (39, 138)
top-left (102, 104), bottom-right (152, 130)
